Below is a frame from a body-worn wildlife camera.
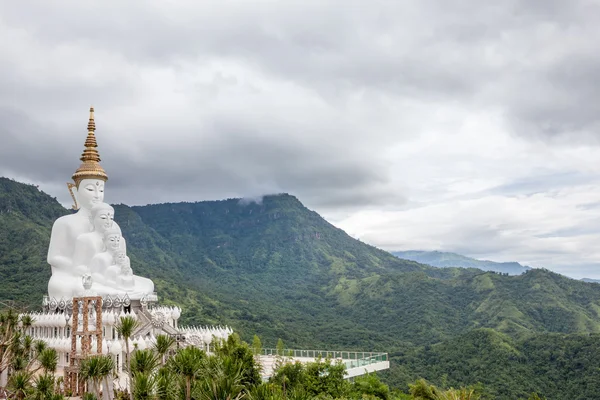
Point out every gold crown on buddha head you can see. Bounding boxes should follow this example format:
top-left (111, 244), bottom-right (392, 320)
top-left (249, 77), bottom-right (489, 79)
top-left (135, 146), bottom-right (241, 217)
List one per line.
top-left (71, 107), bottom-right (108, 187)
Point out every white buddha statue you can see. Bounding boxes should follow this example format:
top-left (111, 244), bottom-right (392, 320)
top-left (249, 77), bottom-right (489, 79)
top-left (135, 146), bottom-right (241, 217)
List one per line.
top-left (47, 107), bottom-right (154, 300)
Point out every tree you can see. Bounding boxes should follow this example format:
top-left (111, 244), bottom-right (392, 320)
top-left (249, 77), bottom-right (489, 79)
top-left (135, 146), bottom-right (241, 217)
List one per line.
top-left (252, 335), bottom-right (262, 356)
top-left (154, 335), bottom-right (175, 366)
top-left (130, 349), bottom-right (159, 375)
top-left (131, 372), bottom-right (156, 400)
top-left (275, 339), bottom-right (285, 357)
top-left (352, 373), bottom-right (390, 400)
top-left (7, 370), bottom-right (32, 400)
top-left (193, 354), bottom-right (245, 400)
top-left (168, 346), bottom-right (205, 400)
top-left (38, 348), bottom-right (58, 374)
top-left (155, 367), bottom-right (178, 400)
top-left (213, 333), bottom-right (262, 389)
top-left (409, 379), bottom-right (482, 400)
top-left (31, 373), bottom-right (56, 400)
top-left (116, 315), bottom-right (140, 400)
top-left (79, 355), bottom-right (114, 400)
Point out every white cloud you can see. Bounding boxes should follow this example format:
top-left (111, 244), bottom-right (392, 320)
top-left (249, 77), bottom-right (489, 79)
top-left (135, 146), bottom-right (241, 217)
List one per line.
top-left (1, 0), bottom-right (600, 278)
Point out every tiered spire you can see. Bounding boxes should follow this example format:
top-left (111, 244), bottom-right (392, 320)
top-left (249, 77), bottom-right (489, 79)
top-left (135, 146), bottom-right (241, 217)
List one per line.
top-left (71, 107), bottom-right (108, 186)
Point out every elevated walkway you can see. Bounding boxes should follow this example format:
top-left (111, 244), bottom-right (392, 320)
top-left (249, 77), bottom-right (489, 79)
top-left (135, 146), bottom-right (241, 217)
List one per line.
top-left (258, 348), bottom-right (389, 380)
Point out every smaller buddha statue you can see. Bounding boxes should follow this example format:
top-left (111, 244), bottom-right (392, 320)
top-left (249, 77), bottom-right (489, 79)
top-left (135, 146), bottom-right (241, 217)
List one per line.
top-left (89, 228), bottom-right (154, 297)
top-left (71, 203), bottom-right (125, 273)
top-left (116, 252), bottom-right (134, 289)
top-left (90, 227), bottom-right (123, 287)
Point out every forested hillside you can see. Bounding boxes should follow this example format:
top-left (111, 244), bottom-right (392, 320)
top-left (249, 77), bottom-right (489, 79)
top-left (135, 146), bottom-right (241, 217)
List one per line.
top-left (3, 177), bottom-right (600, 398)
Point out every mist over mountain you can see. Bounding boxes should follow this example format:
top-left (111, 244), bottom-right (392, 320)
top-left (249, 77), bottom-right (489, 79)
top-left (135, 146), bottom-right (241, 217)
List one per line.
top-left (393, 250), bottom-right (531, 276)
top-left (581, 278), bottom-right (600, 283)
top-left (3, 176), bottom-right (600, 398)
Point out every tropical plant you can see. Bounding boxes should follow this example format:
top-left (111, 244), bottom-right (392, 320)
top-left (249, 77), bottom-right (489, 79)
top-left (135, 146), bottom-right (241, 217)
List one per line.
top-left (79, 355), bottom-right (115, 400)
top-left (116, 315), bottom-right (140, 400)
top-left (153, 335), bottom-right (175, 366)
top-left (6, 370), bottom-right (33, 400)
top-left (193, 353), bottom-right (245, 400)
top-left (38, 347), bottom-right (58, 374)
top-left (409, 379), bottom-right (482, 400)
top-left (131, 371), bottom-right (156, 400)
top-left (213, 333), bottom-right (261, 389)
top-left (31, 373), bottom-right (56, 400)
top-left (168, 346), bottom-right (205, 400)
top-left (130, 349), bottom-right (159, 375)
top-left (155, 367), bottom-right (179, 400)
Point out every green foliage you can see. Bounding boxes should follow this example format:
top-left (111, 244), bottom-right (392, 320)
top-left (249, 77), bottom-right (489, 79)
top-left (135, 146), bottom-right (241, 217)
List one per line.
top-left (212, 333), bottom-right (262, 389)
top-left (270, 357), bottom-right (349, 399)
top-left (154, 334), bottom-right (175, 365)
top-left (7, 370), bottom-right (33, 400)
top-left (130, 349), bottom-right (160, 375)
top-left (252, 335), bottom-right (263, 356)
top-left (168, 346), bottom-right (205, 400)
top-left (78, 355), bottom-right (115, 400)
top-left (38, 348), bottom-right (58, 374)
top-left (351, 373), bottom-right (391, 400)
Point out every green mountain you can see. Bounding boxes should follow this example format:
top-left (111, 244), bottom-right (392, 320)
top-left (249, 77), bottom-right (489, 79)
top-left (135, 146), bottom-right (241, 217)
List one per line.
top-left (3, 177), bottom-right (600, 398)
top-left (390, 329), bottom-right (600, 399)
top-left (394, 250), bottom-right (531, 275)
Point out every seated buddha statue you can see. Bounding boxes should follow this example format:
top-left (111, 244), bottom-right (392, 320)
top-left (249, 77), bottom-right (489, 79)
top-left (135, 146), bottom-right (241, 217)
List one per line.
top-left (89, 228), bottom-right (153, 296)
top-left (46, 107), bottom-right (154, 300)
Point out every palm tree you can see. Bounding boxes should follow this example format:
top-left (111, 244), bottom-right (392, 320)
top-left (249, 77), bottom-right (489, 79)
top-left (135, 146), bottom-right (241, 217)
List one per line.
top-left (20, 314), bottom-right (33, 331)
top-left (130, 349), bottom-right (159, 375)
top-left (38, 348), bottom-right (58, 374)
top-left (7, 370), bottom-right (32, 400)
top-left (193, 354), bottom-right (245, 400)
top-left (0, 310), bottom-right (19, 378)
top-left (168, 346), bottom-right (205, 400)
top-left (155, 367), bottom-right (178, 400)
top-left (131, 372), bottom-right (156, 400)
top-left (154, 335), bottom-right (175, 366)
top-left (116, 315), bottom-right (140, 400)
top-left (79, 355), bottom-right (115, 400)
top-left (31, 373), bottom-right (55, 400)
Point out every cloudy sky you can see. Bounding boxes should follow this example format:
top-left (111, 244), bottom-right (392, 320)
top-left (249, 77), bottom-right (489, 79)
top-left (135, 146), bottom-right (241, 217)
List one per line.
top-left (1, 1), bottom-right (600, 278)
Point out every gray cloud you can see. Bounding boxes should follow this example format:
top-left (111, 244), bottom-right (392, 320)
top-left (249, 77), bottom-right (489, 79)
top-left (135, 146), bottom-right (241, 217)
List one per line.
top-left (2, 0), bottom-right (600, 278)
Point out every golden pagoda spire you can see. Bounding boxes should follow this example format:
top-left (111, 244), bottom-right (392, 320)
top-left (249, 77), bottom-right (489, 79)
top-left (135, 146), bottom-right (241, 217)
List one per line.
top-left (71, 107), bottom-right (108, 187)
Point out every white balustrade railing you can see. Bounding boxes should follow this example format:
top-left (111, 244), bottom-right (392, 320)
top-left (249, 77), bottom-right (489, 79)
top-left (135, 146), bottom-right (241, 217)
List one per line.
top-left (260, 348), bottom-right (388, 365)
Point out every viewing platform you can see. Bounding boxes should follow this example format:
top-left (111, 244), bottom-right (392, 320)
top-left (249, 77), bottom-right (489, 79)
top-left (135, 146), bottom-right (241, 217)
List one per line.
top-left (258, 348), bottom-right (390, 380)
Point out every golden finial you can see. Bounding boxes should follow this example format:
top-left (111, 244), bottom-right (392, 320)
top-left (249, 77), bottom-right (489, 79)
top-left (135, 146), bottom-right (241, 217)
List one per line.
top-left (70, 106), bottom-right (108, 188)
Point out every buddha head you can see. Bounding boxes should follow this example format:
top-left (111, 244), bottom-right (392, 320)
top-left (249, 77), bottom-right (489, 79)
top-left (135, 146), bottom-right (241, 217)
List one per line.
top-left (115, 250), bottom-right (127, 265)
top-left (103, 227), bottom-right (122, 254)
top-left (90, 203), bottom-right (115, 233)
top-left (68, 107), bottom-right (109, 210)
top-left (76, 179), bottom-right (105, 210)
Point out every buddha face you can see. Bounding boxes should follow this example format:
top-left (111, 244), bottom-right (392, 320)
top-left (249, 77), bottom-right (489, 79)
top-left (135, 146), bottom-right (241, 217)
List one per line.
top-left (115, 251), bottom-right (127, 265)
top-left (104, 232), bottom-right (122, 253)
top-left (77, 179), bottom-right (105, 210)
top-left (92, 208), bottom-right (114, 233)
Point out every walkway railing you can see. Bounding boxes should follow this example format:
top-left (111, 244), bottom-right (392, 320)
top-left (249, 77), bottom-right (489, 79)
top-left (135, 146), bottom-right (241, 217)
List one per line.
top-left (260, 348), bottom-right (388, 366)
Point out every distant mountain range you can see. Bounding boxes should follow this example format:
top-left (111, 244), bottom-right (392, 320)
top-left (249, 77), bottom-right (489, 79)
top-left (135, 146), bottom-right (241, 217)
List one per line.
top-left (582, 278), bottom-right (600, 283)
top-left (392, 250), bottom-right (531, 275)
